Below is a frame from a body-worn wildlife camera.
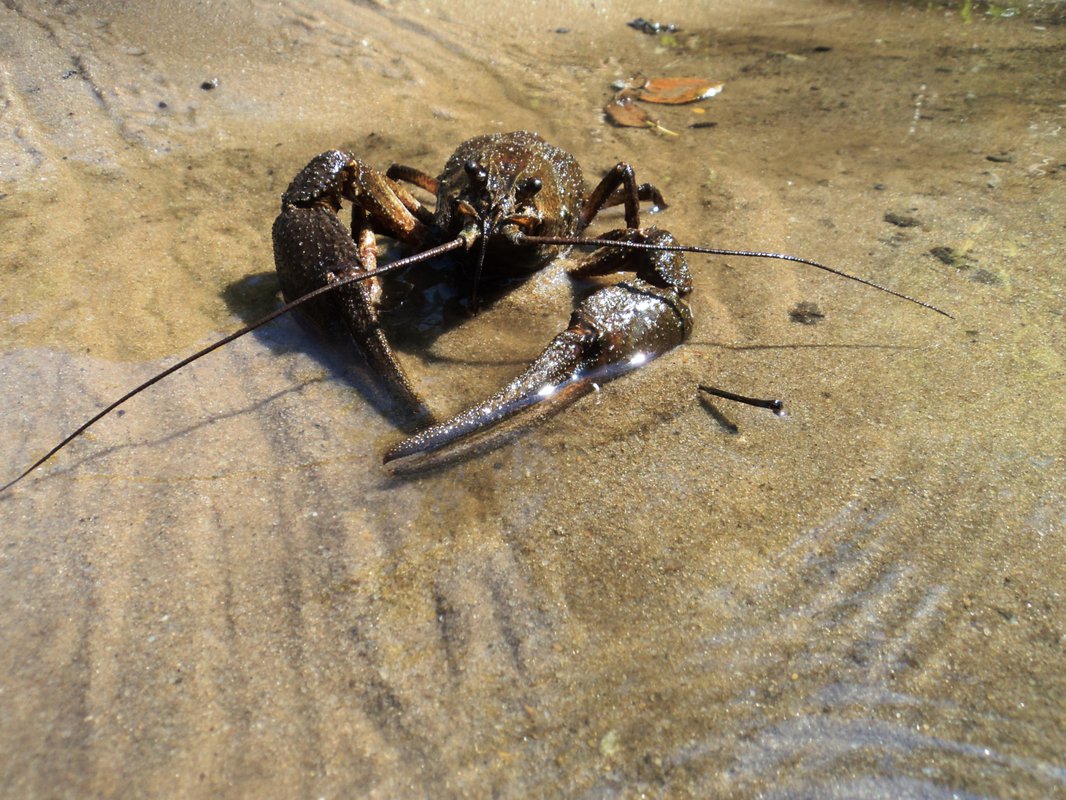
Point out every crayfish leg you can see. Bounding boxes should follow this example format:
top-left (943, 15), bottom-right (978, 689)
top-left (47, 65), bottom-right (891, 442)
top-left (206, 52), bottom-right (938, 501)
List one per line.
top-left (570, 227), bottom-right (692, 295)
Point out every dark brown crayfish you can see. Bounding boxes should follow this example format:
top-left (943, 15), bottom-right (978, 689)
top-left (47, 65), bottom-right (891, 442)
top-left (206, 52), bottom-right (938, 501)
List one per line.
top-left (1, 131), bottom-right (950, 490)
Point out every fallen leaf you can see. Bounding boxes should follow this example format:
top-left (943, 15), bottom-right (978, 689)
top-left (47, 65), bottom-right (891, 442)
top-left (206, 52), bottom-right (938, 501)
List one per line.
top-left (637, 77), bottom-right (723, 105)
top-left (603, 95), bottom-right (678, 136)
top-left (604, 95), bottom-right (654, 127)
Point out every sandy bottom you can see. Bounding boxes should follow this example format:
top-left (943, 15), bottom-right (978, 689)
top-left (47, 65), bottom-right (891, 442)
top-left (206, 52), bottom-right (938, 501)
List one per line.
top-left (1, 1), bottom-right (1063, 796)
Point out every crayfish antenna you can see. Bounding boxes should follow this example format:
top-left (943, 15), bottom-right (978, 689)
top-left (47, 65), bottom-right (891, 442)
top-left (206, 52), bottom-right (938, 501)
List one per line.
top-left (515, 233), bottom-right (954, 319)
top-left (1, 237), bottom-right (466, 494)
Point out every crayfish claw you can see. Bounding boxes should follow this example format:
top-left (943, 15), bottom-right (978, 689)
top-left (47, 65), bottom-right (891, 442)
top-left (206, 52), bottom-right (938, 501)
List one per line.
top-left (273, 200), bottom-right (431, 419)
top-left (383, 279), bottom-right (692, 472)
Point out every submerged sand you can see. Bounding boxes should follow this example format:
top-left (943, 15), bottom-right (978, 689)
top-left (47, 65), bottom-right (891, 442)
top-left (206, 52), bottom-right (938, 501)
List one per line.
top-left (1, 1), bottom-right (1063, 796)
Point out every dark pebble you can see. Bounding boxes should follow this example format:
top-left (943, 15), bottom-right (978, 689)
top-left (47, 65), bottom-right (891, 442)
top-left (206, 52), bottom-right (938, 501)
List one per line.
top-left (789, 301), bottom-right (825, 325)
top-left (884, 211), bottom-right (920, 227)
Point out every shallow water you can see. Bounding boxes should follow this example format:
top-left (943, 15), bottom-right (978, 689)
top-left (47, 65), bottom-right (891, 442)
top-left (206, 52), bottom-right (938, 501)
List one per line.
top-left (1, 1), bottom-right (1063, 797)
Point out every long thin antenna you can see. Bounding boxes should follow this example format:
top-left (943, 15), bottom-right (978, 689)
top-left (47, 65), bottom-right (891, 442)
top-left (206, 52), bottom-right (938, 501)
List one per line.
top-left (1, 237), bottom-right (466, 493)
top-left (516, 233), bottom-right (953, 319)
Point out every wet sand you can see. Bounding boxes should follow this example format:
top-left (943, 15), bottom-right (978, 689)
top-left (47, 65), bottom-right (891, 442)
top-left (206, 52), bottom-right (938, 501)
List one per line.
top-left (1, 1), bottom-right (1063, 796)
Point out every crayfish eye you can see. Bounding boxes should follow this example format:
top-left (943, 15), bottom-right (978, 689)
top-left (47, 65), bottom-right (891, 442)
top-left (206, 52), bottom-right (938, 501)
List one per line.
top-left (516, 177), bottom-right (543, 200)
top-left (464, 159), bottom-right (488, 187)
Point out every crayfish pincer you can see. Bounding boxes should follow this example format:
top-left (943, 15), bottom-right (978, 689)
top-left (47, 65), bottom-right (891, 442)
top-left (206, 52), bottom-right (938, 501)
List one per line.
top-left (382, 231), bottom-right (694, 470)
top-left (1, 132), bottom-right (950, 491)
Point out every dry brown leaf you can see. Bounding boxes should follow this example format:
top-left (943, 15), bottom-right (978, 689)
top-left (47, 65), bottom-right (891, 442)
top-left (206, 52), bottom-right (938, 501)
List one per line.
top-left (637, 77), bottom-right (723, 105)
top-left (604, 95), bottom-right (653, 127)
top-left (603, 96), bottom-right (678, 135)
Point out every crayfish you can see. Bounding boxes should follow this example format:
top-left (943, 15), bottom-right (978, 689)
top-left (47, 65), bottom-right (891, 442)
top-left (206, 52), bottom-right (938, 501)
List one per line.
top-left (2, 131), bottom-right (949, 490)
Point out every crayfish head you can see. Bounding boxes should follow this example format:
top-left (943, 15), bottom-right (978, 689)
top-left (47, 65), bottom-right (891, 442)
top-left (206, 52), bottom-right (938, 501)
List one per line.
top-left (451, 157), bottom-right (547, 244)
top-left (445, 159), bottom-right (556, 310)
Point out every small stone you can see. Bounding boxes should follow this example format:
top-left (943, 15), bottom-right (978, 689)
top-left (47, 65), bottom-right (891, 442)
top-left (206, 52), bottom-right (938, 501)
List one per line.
top-left (789, 301), bottom-right (825, 325)
top-left (969, 268), bottom-right (1003, 286)
top-left (884, 211), bottom-right (920, 228)
top-left (929, 246), bottom-right (973, 268)
top-left (599, 729), bottom-right (620, 757)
